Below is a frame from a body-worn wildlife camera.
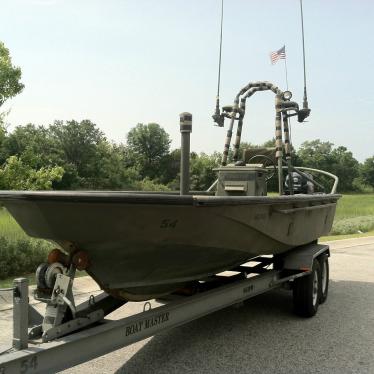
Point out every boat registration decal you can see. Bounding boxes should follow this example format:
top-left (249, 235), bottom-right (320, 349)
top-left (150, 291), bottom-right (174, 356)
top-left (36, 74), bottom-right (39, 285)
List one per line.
top-left (125, 312), bottom-right (170, 337)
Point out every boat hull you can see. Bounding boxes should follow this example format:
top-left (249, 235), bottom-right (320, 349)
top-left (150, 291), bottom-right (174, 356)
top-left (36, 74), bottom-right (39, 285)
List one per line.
top-left (0, 191), bottom-right (340, 300)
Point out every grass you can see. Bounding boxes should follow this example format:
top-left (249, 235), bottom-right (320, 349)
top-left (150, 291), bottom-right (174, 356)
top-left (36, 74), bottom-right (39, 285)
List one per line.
top-left (0, 208), bottom-right (29, 241)
top-left (334, 194), bottom-right (374, 220)
top-left (330, 194), bottom-right (374, 236)
top-left (320, 230), bottom-right (374, 242)
top-left (0, 272), bottom-right (38, 288)
top-left (0, 207), bottom-right (53, 281)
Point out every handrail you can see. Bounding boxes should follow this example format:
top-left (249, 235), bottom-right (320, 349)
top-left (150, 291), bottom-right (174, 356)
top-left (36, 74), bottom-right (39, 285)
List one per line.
top-left (208, 165), bottom-right (339, 195)
top-left (290, 166), bottom-right (339, 194)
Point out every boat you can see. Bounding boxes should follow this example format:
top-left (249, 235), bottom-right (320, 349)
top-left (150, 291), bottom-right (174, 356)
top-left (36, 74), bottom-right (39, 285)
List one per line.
top-left (0, 81), bottom-right (340, 301)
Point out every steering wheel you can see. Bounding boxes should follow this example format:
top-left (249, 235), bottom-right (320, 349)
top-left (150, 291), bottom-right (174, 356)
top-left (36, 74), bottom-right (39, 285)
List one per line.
top-left (247, 154), bottom-right (277, 181)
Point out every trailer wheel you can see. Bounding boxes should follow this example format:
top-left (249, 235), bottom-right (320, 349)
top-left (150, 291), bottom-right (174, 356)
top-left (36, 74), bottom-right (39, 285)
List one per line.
top-left (319, 255), bottom-right (329, 304)
top-left (293, 259), bottom-right (321, 317)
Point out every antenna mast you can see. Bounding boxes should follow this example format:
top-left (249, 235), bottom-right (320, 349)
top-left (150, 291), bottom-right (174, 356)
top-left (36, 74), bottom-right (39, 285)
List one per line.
top-left (300, 0), bottom-right (308, 110)
top-left (213, 0), bottom-right (224, 126)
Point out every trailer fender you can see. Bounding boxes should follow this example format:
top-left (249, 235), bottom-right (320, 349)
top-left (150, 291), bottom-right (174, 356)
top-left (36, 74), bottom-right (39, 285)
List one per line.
top-left (283, 243), bottom-right (330, 272)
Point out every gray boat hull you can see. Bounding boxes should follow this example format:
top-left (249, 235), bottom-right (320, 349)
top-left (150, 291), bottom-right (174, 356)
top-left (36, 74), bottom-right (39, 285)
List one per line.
top-left (0, 191), bottom-right (340, 300)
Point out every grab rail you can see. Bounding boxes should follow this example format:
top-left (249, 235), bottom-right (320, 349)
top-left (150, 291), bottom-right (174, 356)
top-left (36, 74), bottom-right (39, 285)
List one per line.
top-left (288, 166), bottom-right (339, 194)
top-left (207, 165), bottom-right (339, 195)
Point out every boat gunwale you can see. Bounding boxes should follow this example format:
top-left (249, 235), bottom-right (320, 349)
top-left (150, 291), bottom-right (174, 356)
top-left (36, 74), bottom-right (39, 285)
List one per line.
top-left (0, 190), bottom-right (341, 206)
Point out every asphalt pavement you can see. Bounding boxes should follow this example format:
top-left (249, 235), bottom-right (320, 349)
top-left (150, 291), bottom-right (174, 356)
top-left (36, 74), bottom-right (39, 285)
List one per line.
top-left (1, 236), bottom-right (374, 373)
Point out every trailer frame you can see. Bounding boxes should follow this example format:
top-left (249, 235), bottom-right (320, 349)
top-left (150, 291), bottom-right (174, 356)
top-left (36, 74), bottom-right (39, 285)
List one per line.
top-left (0, 243), bottom-right (329, 374)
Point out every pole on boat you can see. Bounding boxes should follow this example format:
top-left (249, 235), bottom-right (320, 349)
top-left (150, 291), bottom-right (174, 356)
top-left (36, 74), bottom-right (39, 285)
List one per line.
top-left (179, 112), bottom-right (192, 195)
top-left (212, 0), bottom-right (225, 127)
top-left (300, 0), bottom-right (308, 111)
top-left (275, 94), bottom-right (284, 195)
top-left (282, 112), bottom-right (294, 194)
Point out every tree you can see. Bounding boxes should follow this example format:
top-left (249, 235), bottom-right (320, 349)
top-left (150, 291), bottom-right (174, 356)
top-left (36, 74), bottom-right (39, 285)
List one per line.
top-left (190, 152), bottom-right (221, 191)
top-left (297, 140), bottom-right (359, 192)
top-left (1, 124), bottom-right (60, 167)
top-left (0, 156), bottom-right (63, 190)
top-left (360, 156), bottom-right (374, 187)
top-left (330, 146), bottom-right (359, 191)
top-left (49, 119), bottom-right (108, 188)
top-left (126, 123), bottom-right (171, 179)
top-left (159, 148), bottom-right (181, 186)
top-left (0, 41), bottom-right (24, 107)
top-left (0, 119), bottom-right (6, 156)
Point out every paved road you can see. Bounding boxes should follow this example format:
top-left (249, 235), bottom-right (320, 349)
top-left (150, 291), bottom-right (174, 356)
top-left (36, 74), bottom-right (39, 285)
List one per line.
top-left (1, 237), bottom-right (374, 373)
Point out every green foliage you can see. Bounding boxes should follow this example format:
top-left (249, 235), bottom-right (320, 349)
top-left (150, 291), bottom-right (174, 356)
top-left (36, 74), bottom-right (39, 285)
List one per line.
top-left (135, 178), bottom-right (171, 191)
top-left (0, 236), bottom-right (52, 279)
top-left (334, 194), bottom-right (374, 220)
top-left (297, 140), bottom-right (359, 192)
top-left (0, 117), bottom-right (372, 194)
top-left (158, 148), bottom-right (181, 186)
top-left (1, 123), bottom-right (60, 167)
top-left (360, 156), bottom-right (374, 187)
top-left (0, 156), bottom-right (64, 190)
top-left (190, 152), bottom-right (221, 191)
top-left (127, 123), bottom-right (171, 179)
top-left (0, 208), bottom-right (28, 240)
top-left (0, 208), bottom-right (52, 279)
top-left (0, 120), bottom-right (141, 190)
top-left (0, 41), bottom-right (24, 107)
top-left (331, 215), bottom-right (374, 235)
top-left (49, 119), bottom-right (108, 188)
top-left (0, 123), bottom-right (5, 156)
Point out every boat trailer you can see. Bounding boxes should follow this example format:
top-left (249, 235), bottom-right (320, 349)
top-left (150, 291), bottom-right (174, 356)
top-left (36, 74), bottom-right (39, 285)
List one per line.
top-left (0, 243), bottom-right (330, 374)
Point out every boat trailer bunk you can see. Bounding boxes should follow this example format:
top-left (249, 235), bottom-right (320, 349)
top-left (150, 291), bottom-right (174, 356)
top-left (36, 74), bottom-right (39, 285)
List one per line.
top-left (0, 243), bottom-right (330, 374)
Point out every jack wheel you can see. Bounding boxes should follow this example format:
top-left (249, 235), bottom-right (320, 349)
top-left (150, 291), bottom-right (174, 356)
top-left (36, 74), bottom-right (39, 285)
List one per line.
top-left (293, 259), bottom-right (321, 317)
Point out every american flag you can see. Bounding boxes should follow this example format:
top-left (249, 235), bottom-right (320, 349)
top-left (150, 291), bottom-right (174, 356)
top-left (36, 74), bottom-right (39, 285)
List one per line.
top-left (270, 45), bottom-right (286, 65)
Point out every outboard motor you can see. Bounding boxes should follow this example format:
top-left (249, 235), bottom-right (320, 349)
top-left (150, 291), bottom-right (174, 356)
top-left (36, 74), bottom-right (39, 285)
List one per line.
top-left (285, 172), bottom-right (314, 194)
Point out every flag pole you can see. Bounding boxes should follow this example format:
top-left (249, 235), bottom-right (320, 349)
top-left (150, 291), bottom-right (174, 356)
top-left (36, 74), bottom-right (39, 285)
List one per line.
top-left (283, 45), bottom-right (289, 90)
top-left (283, 45), bottom-right (292, 157)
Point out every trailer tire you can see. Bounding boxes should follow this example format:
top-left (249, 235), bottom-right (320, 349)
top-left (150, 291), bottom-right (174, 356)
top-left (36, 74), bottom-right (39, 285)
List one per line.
top-left (319, 255), bottom-right (329, 304)
top-left (293, 259), bottom-right (321, 317)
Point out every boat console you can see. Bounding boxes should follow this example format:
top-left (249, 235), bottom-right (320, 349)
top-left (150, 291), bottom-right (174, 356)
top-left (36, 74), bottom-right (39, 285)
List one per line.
top-left (215, 165), bottom-right (267, 196)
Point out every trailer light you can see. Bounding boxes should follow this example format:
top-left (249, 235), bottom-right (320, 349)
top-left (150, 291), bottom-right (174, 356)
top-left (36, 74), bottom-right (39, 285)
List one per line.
top-left (300, 267), bottom-right (310, 272)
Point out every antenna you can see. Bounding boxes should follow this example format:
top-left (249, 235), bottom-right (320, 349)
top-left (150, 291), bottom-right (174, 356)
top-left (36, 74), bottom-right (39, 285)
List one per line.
top-left (300, 0), bottom-right (308, 110)
top-left (212, 0), bottom-right (224, 127)
top-left (297, 0), bottom-right (311, 122)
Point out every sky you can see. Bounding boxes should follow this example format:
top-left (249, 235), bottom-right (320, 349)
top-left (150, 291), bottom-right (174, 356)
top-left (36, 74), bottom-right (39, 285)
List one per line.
top-left (1, 0), bottom-right (373, 161)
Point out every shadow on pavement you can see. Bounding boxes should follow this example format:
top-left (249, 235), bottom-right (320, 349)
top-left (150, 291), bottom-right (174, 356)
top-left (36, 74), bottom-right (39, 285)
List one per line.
top-left (116, 280), bottom-right (374, 374)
